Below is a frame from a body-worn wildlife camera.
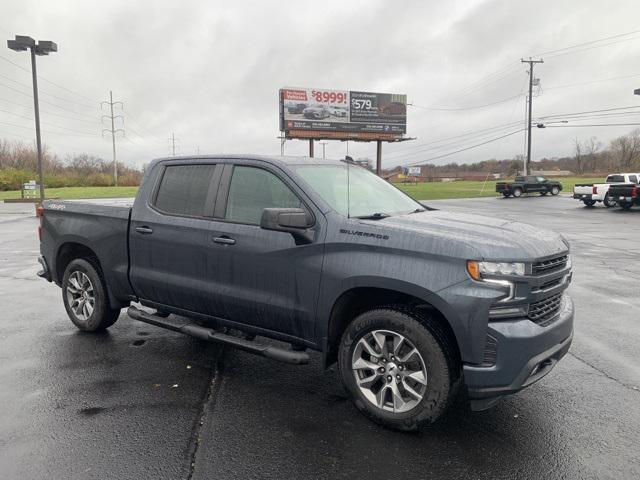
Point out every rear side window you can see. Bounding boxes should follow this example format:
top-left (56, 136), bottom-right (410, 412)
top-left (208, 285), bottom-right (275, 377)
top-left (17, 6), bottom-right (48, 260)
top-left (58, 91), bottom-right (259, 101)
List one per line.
top-left (606, 175), bottom-right (625, 183)
top-left (154, 164), bottom-right (217, 217)
top-left (629, 175), bottom-right (638, 184)
top-left (225, 166), bottom-right (301, 224)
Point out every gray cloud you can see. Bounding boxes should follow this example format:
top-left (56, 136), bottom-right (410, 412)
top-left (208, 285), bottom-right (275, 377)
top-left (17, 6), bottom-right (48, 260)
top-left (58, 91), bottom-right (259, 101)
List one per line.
top-left (2, 0), bottom-right (640, 169)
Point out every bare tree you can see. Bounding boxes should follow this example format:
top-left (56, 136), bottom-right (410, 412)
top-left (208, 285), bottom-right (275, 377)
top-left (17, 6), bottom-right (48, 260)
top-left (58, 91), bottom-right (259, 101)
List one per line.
top-left (573, 138), bottom-right (584, 174)
top-left (609, 129), bottom-right (640, 171)
top-left (583, 136), bottom-right (601, 173)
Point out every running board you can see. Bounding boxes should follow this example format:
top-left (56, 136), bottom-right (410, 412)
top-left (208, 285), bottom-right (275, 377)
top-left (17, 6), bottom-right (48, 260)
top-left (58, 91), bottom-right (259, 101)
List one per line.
top-left (127, 306), bottom-right (309, 365)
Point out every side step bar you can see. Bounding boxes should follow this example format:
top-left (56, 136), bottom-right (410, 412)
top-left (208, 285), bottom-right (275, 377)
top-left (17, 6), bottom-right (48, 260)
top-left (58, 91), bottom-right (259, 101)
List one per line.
top-left (127, 306), bottom-right (309, 365)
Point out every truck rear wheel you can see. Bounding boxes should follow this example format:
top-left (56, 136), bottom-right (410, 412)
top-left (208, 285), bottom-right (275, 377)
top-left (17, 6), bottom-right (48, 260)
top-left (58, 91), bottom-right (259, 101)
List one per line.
top-left (338, 308), bottom-right (454, 431)
top-left (583, 199), bottom-right (597, 207)
top-left (502, 192), bottom-right (510, 198)
top-left (603, 194), bottom-right (617, 208)
top-left (551, 186), bottom-right (560, 195)
top-left (62, 258), bottom-right (121, 331)
top-left (512, 187), bottom-right (523, 197)
top-left (619, 201), bottom-right (632, 210)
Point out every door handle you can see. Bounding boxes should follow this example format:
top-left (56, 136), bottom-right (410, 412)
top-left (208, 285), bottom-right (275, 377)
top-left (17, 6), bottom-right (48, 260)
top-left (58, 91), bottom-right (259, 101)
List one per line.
top-left (135, 226), bottom-right (154, 234)
top-left (213, 236), bottom-right (236, 245)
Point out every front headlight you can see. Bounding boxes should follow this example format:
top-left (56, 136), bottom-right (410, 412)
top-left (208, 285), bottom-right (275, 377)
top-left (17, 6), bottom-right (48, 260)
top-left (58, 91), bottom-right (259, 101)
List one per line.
top-left (466, 260), bottom-right (525, 280)
top-left (565, 254), bottom-right (572, 270)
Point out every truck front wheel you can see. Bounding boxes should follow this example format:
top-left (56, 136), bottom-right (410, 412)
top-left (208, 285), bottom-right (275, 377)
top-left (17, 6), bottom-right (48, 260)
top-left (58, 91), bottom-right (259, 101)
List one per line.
top-left (338, 308), bottom-right (454, 431)
top-left (62, 258), bottom-right (121, 331)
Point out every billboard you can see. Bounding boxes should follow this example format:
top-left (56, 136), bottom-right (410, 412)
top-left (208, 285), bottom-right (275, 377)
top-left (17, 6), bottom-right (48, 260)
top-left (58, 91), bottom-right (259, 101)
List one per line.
top-left (279, 87), bottom-right (406, 140)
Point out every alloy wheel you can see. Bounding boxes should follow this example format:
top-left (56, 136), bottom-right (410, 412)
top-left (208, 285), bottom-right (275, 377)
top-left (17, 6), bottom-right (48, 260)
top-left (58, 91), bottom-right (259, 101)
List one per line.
top-left (351, 329), bottom-right (428, 413)
top-left (66, 271), bottom-right (95, 321)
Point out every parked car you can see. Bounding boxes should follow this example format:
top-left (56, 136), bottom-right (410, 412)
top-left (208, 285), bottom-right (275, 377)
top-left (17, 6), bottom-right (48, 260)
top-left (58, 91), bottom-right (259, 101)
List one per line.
top-left (327, 105), bottom-right (347, 117)
top-left (608, 181), bottom-right (640, 210)
top-left (496, 176), bottom-right (563, 198)
top-left (303, 105), bottom-right (331, 119)
top-left (573, 173), bottom-right (640, 207)
top-left (379, 102), bottom-right (406, 116)
top-left (36, 155), bottom-right (573, 431)
top-left (287, 103), bottom-right (307, 114)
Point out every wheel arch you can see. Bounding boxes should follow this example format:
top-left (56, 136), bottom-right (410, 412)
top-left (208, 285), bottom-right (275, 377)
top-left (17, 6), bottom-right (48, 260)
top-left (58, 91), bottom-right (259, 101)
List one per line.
top-left (55, 241), bottom-right (125, 310)
top-left (322, 284), bottom-right (462, 376)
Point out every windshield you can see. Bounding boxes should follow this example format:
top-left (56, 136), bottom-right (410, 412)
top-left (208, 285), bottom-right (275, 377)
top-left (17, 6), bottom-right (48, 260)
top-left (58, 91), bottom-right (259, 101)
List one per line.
top-left (293, 164), bottom-right (424, 218)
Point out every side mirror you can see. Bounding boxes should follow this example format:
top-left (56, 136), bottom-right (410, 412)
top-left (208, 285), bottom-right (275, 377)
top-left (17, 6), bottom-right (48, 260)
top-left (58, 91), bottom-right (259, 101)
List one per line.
top-left (260, 208), bottom-right (314, 244)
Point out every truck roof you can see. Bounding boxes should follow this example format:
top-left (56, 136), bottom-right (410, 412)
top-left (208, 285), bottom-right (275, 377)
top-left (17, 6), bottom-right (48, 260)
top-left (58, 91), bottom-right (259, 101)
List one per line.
top-left (147, 154), bottom-right (342, 169)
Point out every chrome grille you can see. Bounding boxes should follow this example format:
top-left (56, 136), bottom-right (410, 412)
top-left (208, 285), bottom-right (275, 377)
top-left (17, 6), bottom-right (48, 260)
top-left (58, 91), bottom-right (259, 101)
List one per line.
top-left (528, 294), bottom-right (563, 327)
top-left (532, 255), bottom-right (568, 275)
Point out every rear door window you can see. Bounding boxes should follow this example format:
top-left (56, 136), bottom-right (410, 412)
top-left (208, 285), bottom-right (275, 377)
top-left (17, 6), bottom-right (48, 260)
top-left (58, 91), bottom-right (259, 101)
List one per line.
top-left (606, 175), bottom-right (625, 183)
top-left (629, 175), bottom-right (638, 184)
top-left (225, 166), bottom-right (302, 225)
top-left (154, 164), bottom-right (217, 217)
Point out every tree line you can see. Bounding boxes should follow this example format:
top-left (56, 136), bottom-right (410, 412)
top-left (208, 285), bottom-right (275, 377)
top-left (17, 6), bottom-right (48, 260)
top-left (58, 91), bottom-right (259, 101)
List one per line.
top-left (400, 128), bottom-right (640, 177)
top-left (0, 139), bottom-right (142, 191)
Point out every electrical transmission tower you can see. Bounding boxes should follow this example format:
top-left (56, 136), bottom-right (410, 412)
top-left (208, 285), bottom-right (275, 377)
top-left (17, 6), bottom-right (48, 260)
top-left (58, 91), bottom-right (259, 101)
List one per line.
top-left (101, 91), bottom-right (125, 186)
top-left (168, 132), bottom-right (179, 157)
top-left (521, 58), bottom-right (543, 175)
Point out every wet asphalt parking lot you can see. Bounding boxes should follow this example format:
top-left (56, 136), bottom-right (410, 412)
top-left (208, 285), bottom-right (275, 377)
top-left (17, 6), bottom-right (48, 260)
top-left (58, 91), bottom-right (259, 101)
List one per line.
top-left (0, 195), bottom-right (638, 480)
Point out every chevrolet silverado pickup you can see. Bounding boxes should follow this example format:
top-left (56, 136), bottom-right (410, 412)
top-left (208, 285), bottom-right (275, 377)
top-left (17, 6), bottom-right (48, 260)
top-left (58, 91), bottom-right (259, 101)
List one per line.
top-left (573, 173), bottom-right (640, 207)
top-left (37, 155), bottom-right (574, 430)
top-left (496, 175), bottom-right (562, 198)
top-left (608, 181), bottom-right (640, 210)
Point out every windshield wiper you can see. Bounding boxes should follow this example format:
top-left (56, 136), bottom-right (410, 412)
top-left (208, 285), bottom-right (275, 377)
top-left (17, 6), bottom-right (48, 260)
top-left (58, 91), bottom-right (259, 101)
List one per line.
top-left (354, 212), bottom-right (390, 220)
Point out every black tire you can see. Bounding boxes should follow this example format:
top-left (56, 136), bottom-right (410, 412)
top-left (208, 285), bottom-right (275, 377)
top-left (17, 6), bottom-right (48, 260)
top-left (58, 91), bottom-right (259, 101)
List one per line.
top-left (550, 186), bottom-right (560, 195)
top-left (603, 194), bottom-right (617, 208)
top-left (62, 258), bottom-right (121, 331)
top-left (540, 191), bottom-right (548, 196)
top-left (338, 308), bottom-right (455, 431)
top-left (512, 187), bottom-right (523, 198)
top-left (583, 199), bottom-right (597, 207)
top-left (619, 201), bottom-right (632, 210)
top-left (502, 192), bottom-right (510, 198)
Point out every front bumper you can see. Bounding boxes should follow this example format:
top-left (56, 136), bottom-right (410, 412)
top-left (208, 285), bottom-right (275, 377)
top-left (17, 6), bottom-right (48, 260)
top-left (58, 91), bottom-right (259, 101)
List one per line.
top-left (464, 294), bottom-right (574, 410)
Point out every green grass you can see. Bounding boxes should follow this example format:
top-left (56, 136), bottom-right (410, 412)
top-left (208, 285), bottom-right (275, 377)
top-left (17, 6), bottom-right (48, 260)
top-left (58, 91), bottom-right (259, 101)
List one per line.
top-left (395, 177), bottom-right (603, 201)
top-left (0, 186), bottom-right (139, 201)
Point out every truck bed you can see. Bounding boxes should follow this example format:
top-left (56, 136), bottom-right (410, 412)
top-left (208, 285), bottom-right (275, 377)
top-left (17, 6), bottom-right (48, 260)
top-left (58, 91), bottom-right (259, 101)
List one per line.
top-left (40, 199), bottom-right (133, 303)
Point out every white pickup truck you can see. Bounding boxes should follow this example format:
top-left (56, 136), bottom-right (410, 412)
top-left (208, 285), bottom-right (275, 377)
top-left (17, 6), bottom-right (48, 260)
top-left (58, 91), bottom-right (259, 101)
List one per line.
top-left (573, 173), bottom-right (640, 207)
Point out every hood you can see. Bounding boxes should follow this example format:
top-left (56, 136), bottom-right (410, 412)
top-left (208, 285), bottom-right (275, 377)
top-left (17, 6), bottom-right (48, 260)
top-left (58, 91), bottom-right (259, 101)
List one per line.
top-left (360, 210), bottom-right (568, 261)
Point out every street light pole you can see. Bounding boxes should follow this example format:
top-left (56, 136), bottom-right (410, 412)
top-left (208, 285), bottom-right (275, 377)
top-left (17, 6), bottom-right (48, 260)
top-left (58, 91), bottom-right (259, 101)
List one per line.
top-left (7, 36), bottom-right (57, 203)
top-left (29, 46), bottom-right (45, 202)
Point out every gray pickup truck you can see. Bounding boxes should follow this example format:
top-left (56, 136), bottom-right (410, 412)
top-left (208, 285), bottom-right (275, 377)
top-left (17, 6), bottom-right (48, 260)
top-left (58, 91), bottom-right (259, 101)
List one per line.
top-left (37, 155), bottom-right (574, 430)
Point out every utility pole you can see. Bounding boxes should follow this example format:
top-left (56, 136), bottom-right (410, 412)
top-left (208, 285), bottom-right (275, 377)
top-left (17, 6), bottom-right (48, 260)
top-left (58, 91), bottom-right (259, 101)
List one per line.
top-left (101, 91), bottom-right (124, 186)
top-left (320, 141), bottom-right (328, 159)
top-left (521, 58), bottom-right (543, 176)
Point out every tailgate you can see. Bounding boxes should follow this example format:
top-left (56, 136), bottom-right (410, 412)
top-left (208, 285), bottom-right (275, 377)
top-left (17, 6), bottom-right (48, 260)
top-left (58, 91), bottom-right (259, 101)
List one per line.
top-left (495, 183), bottom-right (511, 192)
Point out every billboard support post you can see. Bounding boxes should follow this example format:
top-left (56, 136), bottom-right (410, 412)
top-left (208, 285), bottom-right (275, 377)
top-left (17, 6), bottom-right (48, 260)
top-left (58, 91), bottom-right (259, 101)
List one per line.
top-left (376, 140), bottom-right (382, 176)
top-left (309, 139), bottom-right (314, 158)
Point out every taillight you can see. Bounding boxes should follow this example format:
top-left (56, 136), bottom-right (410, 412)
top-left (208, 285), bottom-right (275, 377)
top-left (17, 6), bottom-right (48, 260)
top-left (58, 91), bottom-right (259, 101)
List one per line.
top-left (632, 185), bottom-right (638, 198)
top-left (36, 206), bottom-right (44, 242)
top-left (592, 186), bottom-right (598, 194)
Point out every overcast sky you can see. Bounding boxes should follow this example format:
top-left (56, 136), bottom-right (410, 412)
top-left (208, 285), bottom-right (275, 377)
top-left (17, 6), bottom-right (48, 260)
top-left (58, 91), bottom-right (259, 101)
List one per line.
top-left (2, 0), bottom-right (640, 170)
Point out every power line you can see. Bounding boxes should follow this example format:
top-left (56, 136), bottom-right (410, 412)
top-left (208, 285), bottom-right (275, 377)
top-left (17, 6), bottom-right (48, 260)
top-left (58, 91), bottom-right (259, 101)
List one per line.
top-left (540, 123), bottom-right (640, 128)
top-left (0, 107), bottom-right (98, 135)
top-left (409, 93), bottom-right (523, 112)
top-left (0, 96), bottom-right (98, 125)
top-left (399, 129), bottom-right (525, 167)
top-left (0, 72), bottom-right (95, 108)
top-left (532, 29), bottom-right (640, 57)
top-left (0, 53), bottom-right (96, 103)
top-left (536, 105), bottom-right (640, 120)
top-left (0, 120), bottom-right (96, 137)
